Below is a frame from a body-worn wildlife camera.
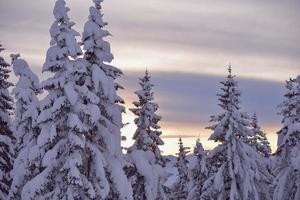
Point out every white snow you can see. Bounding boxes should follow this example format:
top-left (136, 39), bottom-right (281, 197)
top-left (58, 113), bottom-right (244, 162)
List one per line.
top-left (130, 150), bottom-right (165, 200)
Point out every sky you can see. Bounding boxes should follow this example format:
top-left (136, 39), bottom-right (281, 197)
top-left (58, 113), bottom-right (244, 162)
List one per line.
top-left (0, 0), bottom-right (299, 155)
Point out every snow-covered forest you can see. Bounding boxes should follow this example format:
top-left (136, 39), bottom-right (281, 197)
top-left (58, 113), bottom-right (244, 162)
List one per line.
top-left (0, 0), bottom-right (299, 199)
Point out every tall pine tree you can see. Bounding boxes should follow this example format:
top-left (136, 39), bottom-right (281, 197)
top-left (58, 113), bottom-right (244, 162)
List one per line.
top-left (21, 1), bottom-right (96, 199)
top-left (0, 44), bottom-right (14, 199)
top-left (127, 70), bottom-right (167, 200)
top-left (82, 0), bottom-right (133, 199)
top-left (200, 66), bottom-right (272, 200)
top-left (273, 76), bottom-right (300, 200)
top-left (8, 54), bottom-right (41, 200)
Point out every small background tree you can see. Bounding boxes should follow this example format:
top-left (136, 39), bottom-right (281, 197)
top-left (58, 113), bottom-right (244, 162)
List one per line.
top-left (188, 139), bottom-right (208, 200)
top-left (171, 137), bottom-right (190, 200)
top-left (248, 113), bottom-right (272, 158)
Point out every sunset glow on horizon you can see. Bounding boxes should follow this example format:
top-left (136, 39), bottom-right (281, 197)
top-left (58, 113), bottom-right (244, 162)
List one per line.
top-left (121, 99), bottom-right (281, 155)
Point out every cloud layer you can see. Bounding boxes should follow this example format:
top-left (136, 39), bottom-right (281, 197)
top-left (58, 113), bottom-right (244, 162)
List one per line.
top-left (120, 70), bottom-right (286, 154)
top-left (0, 0), bottom-right (299, 80)
top-left (1, 0), bottom-right (299, 154)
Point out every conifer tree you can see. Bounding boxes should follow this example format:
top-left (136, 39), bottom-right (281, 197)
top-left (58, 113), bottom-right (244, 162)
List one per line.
top-left (0, 44), bottom-right (14, 199)
top-left (128, 70), bottom-right (164, 159)
top-left (276, 79), bottom-right (296, 147)
top-left (200, 66), bottom-right (272, 200)
top-left (193, 139), bottom-right (205, 157)
top-left (82, 0), bottom-right (133, 199)
top-left (188, 139), bottom-right (208, 200)
top-left (126, 70), bottom-right (167, 200)
top-left (10, 54), bottom-right (40, 151)
top-left (171, 137), bottom-right (189, 200)
top-left (249, 113), bottom-right (272, 158)
top-left (8, 54), bottom-right (41, 200)
top-left (21, 1), bottom-right (96, 199)
top-left (273, 75), bottom-right (300, 200)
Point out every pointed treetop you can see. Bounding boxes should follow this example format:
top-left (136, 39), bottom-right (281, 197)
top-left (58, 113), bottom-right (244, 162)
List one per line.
top-left (53, 0), bottom-right (70, 22)
top-left (89, 4), bottom-right (106, 27)
top-left (280, 77), bottom-right (299, 122)
top-left (217, 65), bottom-right (241, 112)
top-left (177, 137), bottom-right (185, 157)
top-left (44, 0), bottom-right (82, 71)
top-left (143, 69), bottom-right (151, 81)
top-left (83, 0), bottom-right (115, 66)
top-left (208, 65), bottom-right (252, 143)
top-left (251, 113), bottom-right (263, 136)
top-left (252, 113), bottom-right (258, 126)
top-left (279, 78), bottom-right (297, 121)
top-left (228, 63), bottom-right (232, 76)
top-left (178, 137), bottom-right (183, 146)
top-left (93, 0), bottom-right (103, 8)
top-left (194, 138), bottom-right (205, 156)
top-left (251, 113), bottom-right (265, 137)
top-left (140, 69), bottom-right (152, 85)
top-left (177, 137), bottom-right (190, 157)
top-left (145, 68), bottom-right (149, 76)
top-left (250, 113), bottom-right (272, 157)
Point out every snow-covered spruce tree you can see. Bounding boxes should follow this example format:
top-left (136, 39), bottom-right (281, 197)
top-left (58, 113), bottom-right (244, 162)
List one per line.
top-left (0, 44), bottom-right (14, 199)
top-left (200, 66), bottom-right (273, 200)
top-left (188, 139), bottom-right (208, 200)
top-left (126, 70), bottom-right (167, 200)
top-left (8, 54), bottom-right (41, 200)
top-left (273, 75), bottom-right (300, 200)
top-left (248, 113), bottom-right (271, 158)
top-left (128, 70), bottom-right (164, 159)
top-left (276, 78), bottom-right (297, 147)
top-left (193, 139), bottom-right (205, 157)
top-left (10, 54), bottom-right (40, 151)
top-left (21, 1), bottom-right (98, 199)
top-left (82, 0), bottom-right (133, 199)
top-left (171, 137), bottom-right (189, 200)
